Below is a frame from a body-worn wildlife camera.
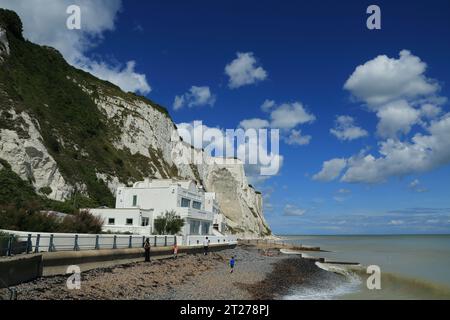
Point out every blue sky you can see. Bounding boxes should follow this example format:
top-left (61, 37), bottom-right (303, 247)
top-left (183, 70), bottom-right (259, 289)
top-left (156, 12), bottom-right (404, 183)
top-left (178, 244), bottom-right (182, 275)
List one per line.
top-left (2, 0), bottom-right (450, 234)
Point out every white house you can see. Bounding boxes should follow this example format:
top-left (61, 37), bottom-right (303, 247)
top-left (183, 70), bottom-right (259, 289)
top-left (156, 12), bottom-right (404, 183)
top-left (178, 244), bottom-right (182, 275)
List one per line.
top-left (89, 179), bottom-right (227, 236)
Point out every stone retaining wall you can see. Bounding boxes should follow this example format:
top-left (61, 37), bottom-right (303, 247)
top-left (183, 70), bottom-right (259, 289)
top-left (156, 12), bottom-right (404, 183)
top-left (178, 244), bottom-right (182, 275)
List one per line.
top-left (0, 243), bottom-right (236, 288)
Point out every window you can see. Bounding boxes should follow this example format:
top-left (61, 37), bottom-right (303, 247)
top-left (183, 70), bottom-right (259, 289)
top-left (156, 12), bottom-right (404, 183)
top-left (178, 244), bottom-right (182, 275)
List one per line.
top-left (181, 198), bottom-right (191, 208)
top-left (126, 218), bottom-right (133, 225)
top-left (108, 218), bottom-right (115, 225)
top-left (201, 222), bottom-right (210, 235)
top-left (132, 195), bottom-right (138, 207)
top-left (192, 201), bottom-right (202, 210)
top-left (189, 220), bottom-right (200, 235)
top-left (141, 217), bottom-right (149, 227)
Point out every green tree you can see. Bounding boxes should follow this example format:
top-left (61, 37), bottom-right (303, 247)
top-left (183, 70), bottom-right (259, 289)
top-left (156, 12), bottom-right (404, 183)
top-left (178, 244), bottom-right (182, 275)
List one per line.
top-left (153, 210), bottom-right (185, 235)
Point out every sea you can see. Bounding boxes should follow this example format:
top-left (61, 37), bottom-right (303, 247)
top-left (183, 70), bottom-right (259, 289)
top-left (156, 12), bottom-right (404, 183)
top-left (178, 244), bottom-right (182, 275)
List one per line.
top-left (280, 235), bottom-right (450, 300)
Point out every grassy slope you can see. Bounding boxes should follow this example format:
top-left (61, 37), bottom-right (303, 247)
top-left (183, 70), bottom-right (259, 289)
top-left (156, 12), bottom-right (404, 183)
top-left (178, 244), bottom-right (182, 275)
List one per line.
top-left (0, 10), bottom-right (176, 210)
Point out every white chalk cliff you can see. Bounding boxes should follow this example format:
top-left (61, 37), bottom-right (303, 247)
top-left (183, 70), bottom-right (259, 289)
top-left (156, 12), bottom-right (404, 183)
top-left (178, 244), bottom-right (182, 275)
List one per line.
top-left (0, 22), bottom-right (271, 237)
top-left (88, 88), bottom-right (272, 237)
top-left (0, 108), bottom-right (74, 201)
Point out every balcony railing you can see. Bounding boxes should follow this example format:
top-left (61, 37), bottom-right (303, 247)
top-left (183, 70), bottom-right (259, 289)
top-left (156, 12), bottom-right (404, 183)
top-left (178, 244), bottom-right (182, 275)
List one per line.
top-left (177, 207), bottom-right (214, 221)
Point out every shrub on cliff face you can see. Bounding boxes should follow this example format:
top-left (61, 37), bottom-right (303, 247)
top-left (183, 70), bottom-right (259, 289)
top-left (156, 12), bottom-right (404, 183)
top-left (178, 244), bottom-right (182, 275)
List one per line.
top-left (0, 204), bottom-right (61, 233)
top-left (0, 159), bottom-right (41, 208)
top-left (0, 205), bottom-right (103, 234)
top-left (39, 186), bottom-right (53, 196)
top-left (0, 159), bottom-right (97, 214)
top-left (59, 210), bottom-right (104, 234)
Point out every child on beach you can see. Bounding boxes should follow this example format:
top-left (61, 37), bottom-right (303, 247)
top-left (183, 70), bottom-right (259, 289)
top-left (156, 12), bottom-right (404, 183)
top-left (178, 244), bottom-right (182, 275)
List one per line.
top-left (229, 256), bottom-right (235, 273)
top-left (173, 243), bottom-right (178, 259)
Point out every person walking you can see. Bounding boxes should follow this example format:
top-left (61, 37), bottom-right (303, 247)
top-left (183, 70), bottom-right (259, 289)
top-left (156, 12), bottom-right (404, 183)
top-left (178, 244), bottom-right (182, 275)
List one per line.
top-left (144, 238), bottom-right (151, 262)
top-left (203, 236), bottom-right (209, 256)
top-left (229, 256), bottom-right (235, 274)
top-left (173, 242), bottom-right (178, 259)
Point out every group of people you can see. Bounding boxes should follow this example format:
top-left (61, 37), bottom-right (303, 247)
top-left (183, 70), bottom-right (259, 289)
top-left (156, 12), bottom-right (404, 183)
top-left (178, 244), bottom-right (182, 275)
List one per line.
top-left (143, 236), bottom-right (235, 273)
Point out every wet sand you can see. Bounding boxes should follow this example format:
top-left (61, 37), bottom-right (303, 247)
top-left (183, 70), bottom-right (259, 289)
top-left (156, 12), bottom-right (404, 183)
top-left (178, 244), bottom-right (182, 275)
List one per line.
top-left (2, 244), bottom-right (341, 300)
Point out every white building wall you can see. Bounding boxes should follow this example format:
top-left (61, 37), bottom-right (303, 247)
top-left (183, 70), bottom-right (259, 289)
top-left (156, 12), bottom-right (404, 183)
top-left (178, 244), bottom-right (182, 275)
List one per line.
top-left (116, 186), bottom-right (179, 213)
top-left (89, 208), bottom-right (152, 235)
top-left (93, 179), bottom-right (227, 236)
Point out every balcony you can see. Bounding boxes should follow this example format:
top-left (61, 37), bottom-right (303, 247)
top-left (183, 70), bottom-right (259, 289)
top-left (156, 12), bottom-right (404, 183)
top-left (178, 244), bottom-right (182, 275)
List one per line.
top-left (177, 207), bottom-right (214, 221)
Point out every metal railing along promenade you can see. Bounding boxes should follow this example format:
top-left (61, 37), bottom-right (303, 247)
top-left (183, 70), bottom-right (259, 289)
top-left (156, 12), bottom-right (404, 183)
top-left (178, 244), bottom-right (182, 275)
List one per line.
top-left (0, 231), bottom-right (177, 257)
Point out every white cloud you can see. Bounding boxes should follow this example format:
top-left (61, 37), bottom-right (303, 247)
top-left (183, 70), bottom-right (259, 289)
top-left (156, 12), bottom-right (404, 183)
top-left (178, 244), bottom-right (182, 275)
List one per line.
top-left (317, 51), bottom-right (450, 185)
top-left (344, 50), bottom-right (439, 107)
top-left (340, 113), bottom-right (450, 183)
top-left (176, 121), bottom-right (283, 183)
top-left (389, 220), bottom-right (405, 225)
top-left (284, 129), bottom-right (311, 146)
top-left (333, 196), bottom-right (346, 203)
top-left (376, 100), bottom-right (420, 138)
top-left (337, 188), bottom-right (351, 194)
top-left (225, 52), bottom-right (267, 89)
top-left (79, 60), bottom-right (151, 94)
top-left (313, 158), bottom-right (347, 182)
top-left (343, 50), bottom-right (444, 142)
top-left (241, 100), bottom-right (315, 147)
top-left (261, 99), bottom-right (275, 112)
top-left (330, 115), bottom-right (368, 141)
top-left (420, 104), bottom-right (442, 119)
top-left (408, 179), bottom-right (428, 193)
top-left (264, 202), bottom-right (274, 213)
top-left (173, 86), bottom-right (216, 111)
top-left (239, 118), bottom-right (269, 130)
top-left (284, 204), bottom-right (306, 217)
top-left (409, 179), bottom-right (420, 188)
top-left (270, 102), bottom-right (316, 130)
top-left (0, 0), bottom-right (152, 94)
top-left (173, 96), bottom-right (185, 111)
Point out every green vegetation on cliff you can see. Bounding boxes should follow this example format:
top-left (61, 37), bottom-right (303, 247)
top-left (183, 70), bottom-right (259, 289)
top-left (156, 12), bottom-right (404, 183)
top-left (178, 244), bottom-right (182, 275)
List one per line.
top-left (0, 157), bottom-right (103, 233)
top-left (0, 158), bottom-right (93, 212)
top-left (0, 9), bottom-right (175, 209)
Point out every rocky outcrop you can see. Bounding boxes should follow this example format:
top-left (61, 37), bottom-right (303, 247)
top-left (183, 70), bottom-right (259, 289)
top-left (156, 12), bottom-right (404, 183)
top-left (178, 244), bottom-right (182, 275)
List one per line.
top-left (0, 109), bottom-right (74, 201)
top-left (203, 161), bottom-right (271, 237)
top-left (0, 26), bottom-right (10, 63)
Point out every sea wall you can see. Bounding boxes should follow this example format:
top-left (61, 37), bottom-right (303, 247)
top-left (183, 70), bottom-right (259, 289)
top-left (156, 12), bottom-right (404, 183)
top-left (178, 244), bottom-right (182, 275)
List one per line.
top-left (0, 243), bottom-right (236, 288)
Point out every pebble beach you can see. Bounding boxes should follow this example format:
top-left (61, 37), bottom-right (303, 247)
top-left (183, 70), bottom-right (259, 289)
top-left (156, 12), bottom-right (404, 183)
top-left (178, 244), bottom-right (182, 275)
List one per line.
top-left (2, 244), bottom-right (343, 300)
